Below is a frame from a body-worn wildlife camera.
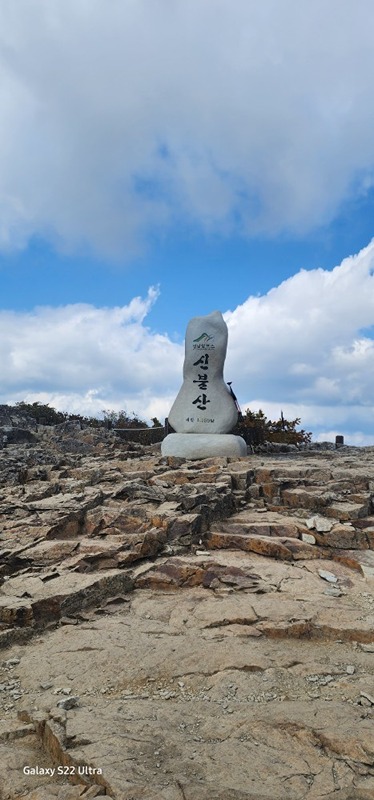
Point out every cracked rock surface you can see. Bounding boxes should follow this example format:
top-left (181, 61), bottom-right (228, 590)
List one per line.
top-left (0, 423), bottom-right (373, 799)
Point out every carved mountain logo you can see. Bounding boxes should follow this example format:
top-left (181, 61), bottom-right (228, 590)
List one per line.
top-left (193, 332), bottom-right (214, 343)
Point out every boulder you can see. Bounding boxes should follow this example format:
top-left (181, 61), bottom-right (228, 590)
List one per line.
top-left (0, 427), bottom-right (36, 444)
top-left (168, 310), bottom-right (238, 434)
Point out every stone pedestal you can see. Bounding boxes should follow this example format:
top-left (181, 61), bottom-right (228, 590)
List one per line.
top-left (162, 433), bottom-right (247, 459)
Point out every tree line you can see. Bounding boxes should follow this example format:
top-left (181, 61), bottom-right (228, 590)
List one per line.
top-left (14, 402), bottom-right (162, 429)
top-left (13, 401), bottom-right (312, 444)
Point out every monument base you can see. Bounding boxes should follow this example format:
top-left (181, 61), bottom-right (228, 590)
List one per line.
top-left (161, 433), bottom-right (247, 459)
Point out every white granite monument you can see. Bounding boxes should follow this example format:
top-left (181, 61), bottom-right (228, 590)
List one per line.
top-left (162, 310), bottom-right (247, 458)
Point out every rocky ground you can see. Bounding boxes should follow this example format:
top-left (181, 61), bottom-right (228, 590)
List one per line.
top-left (0, 418), bottom-right (373, 800)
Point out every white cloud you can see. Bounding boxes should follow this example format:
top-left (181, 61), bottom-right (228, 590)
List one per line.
top-left (1, 0), bottom-right (374, 255)
top-left (225, 241), bottom-right (374, 443)
top-left (0, 286), bottom-right (184, 421)
top-left (2, 243), bottom-right (374, 443)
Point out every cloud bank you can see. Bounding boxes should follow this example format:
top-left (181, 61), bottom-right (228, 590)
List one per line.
top-left (225, 241), bottom-right (374, 443)
top-left (0, 286), bottom-right (184, 421)
top-left (2, 243), bottom-right (374, 443)
top-left (1, 0), bottom-right (374, 256)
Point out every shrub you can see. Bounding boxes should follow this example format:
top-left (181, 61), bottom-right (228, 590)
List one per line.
top-left (101, 409), bottom-right (149, 429)
top-left (236, 408), bottom-right (312, 446)
top-left (15, 401), bottom-right (68, 426)
top-left (13, 402), bottom-right (150, 430)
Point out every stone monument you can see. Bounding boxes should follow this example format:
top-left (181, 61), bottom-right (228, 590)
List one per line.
top-left (162, 310), bottom-right (247, 458)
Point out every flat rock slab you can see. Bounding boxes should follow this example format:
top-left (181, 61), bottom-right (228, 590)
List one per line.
top-left (1, 433), bottom-right (374, 799)
top-left (1, 550), bottom-right (373, 800)
top-left (207, 530), bottom-right (322, 561)
top-left (0, 569), bottom-right (133, 626)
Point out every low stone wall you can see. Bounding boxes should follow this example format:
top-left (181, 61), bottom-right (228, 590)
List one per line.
top-left (113, 427), bottom-right (165, 445)
top-left (231, 423), bottom-right (265, 447)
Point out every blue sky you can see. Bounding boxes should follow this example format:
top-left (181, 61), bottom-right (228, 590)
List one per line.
top-left (1, 0), bottom-right (374, 444)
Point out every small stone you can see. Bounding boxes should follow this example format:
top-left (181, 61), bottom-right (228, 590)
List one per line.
top-left (56, 695), bottom-right (80, 710)
top-left (324, 586), bottom-right (343, 597)
top-left (346, 665), bottom-right (355, 675)
top-left (359, 643), bottom-right (374, 653)
top-left (40, 682), bottom-right (53, 690)
top-left (306, 516), bottom-right (333, 532)
top-left (301, 532), bottom-right (316, 544)
top-left (82, 788), bottom-right (107, 799)
top-left (359, 695), bottom-right (372, 707)
top-left (2, 658), bottom-right (20, 668)
top-left (360, 690), bottom-right (374, 705)
top-left (318, 569), bottom-right (338, 583)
